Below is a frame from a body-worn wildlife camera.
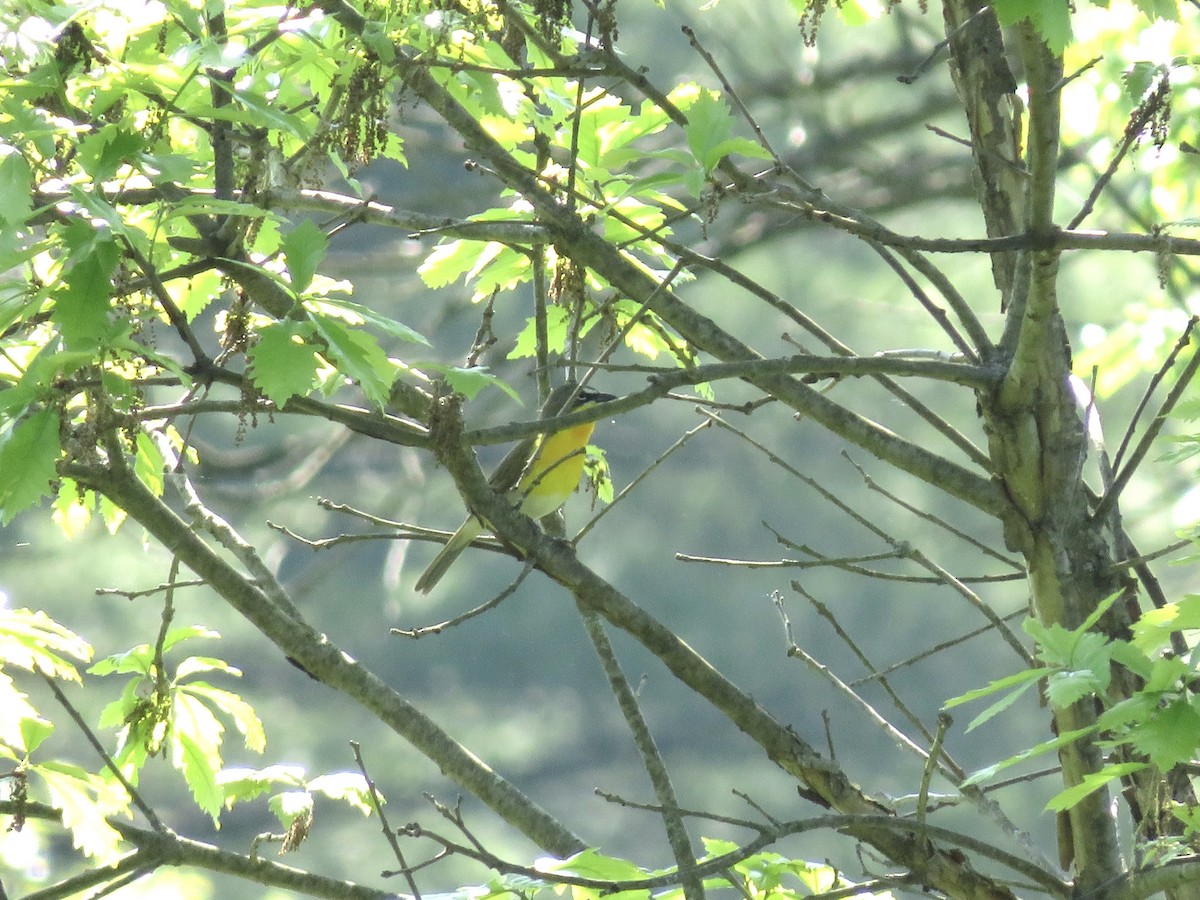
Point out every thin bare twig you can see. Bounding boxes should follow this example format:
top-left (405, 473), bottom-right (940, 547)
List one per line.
top-left (1096, 327), bottom-right (1200, 522)
top-left (843, 453), bottom-right (1023, 570)
top-left (918, 714), bottom-right (952, 824)
top-left (596, 788), bottom-right (767, 832)
top-left (1068, 72), bottom-right (1166, 230)
top-left (696, 409), bottom-right (1031, 663)
top-left (897, 8), bottom-right (989, 84)
top-left (151, 558), bottom-right (181, 724)
top-left (268, 521), bottom-right (400, 551)
top-left (851, 607), bottom-right (1026, 686)
top-left (678, 538), bottom-right (1023, 584)
top-left (778, 583), bottom-right (1049, 870)
top-left (792, 583), bottom-right (937, 748)
top-left (391, 565), bottom-right (534, 638)
top-left (350, 741), bottom-right (422, 899)
top-left (773, 596), bottom-right (953, 776)
top-left (1111, 316), bottom-right (1198, 474)
top-left (900, 544), bottom-right (1034, 666)
top-left (869, 242), bottom-right (978, 361)
top-left (588, 259), bottom-right (688, 378)
top-left (95, 579), bottom-right (208, 599)
top-left (578, 608), bottom-right (703, 900)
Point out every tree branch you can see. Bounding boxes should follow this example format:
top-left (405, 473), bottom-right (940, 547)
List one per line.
top-left (62, 447), bottom-right (585, 859)
top-left (430, 406), bottom-right (1034, 900)
top-left (2, 800), bottom-right (400, 900)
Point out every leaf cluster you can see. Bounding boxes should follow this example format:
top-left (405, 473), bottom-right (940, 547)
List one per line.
top-left (949, 591), bottom-right (1200, 842)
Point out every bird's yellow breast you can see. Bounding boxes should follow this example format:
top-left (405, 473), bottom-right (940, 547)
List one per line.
top-left (515, 421), bottom-right (597, 519)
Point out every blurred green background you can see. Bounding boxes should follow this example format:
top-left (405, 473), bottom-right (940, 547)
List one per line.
top-left (2, 2), bottom-right (1193, 897)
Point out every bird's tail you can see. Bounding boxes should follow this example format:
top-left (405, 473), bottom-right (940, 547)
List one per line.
top-left (414, 518), bottom-right (483, 593)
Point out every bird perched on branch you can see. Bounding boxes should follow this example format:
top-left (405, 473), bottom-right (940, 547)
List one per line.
top-left (414, 382), bottom-right (615, 593)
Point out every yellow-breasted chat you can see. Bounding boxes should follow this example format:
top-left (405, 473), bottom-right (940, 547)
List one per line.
top-left (414, 382), bottom-right (615, 593)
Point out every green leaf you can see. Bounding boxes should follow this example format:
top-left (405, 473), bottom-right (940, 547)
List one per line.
top-left (420, 364), bottom-right (520, 402)
top-left (176, 730), bottom-right (224, 824)
top-left (249, 322), bottom-right (321, 406)
top-left (961, 725), bottom-right (1097, 787)
top-left (418, 239), bottom-right (485, 288)
top-left (77, 125), bottom-right (145, 182)
top-left (0, 672), bottom-right (53, 754)
top-left (91, 625), bottom-right (219, 679)
top-left (943, 665), bottom-right (1043, 709)
top-left (163, 196), bottom-right (278, 221)
top-left (134, 431), bottom-right (166, 499)
top-left (189, 94), bottom-right (312, 137)
top-left (964, 677), bottom-right (1039, 732)
top-left (1078, 590), bottom-right (1124, 634)
top-left (304, 295), bottom-right (428, 345)
top-left (574, 94), bottom-right (638, 168)
top-left (1129, 0), bottom-right (1180, 21)
top-left (162, 624), bottom-right (221, 653)
top-left (184, 683), bottom-right (266, 754)
top-left (307, 772), bottom-right (375, 815)
top-left (584, 95), bottom-right (675, 169)
top-left (173, 692), bottom-right (226, 823)
top-left (0, 606), bottom-right (91, 680)
top-left (309, 314), bottom-right (397, 409)
top-left (269, 789), bottom-right (314, 826)
top-left (19, 705), bottom-right (55, 755)
top-left (684, 89), bottom-right (733, 172)
top-left (992, 0), bottom-right (1072, 52)
top-left (836, 0), bottom-right (878, 26)
top-left (418, 231), bottom-right (525, 295)
top-left (1046, 762), bottom-right (1147, 812)
top-left (174, 657), bottom-right (241, 680)
top-left (168, 268), bottom-right (225, 322)
top-left (89, 642), bottom-right (155, 676)
top-left (97, 679), bottom-right (144, 731)
top-left (1142, 655), bottom-right (1190, 693)
top-left (722, 847), bottom-right (846, 895)
top-left (138, 150), bottom-right (199, 184)
top-left (585, 444), bottom-right (613, 504)
top-left (509, 306), bottom-right (571, 360)
top-left (282, 219), bottom-right (328, 294)
top-left (1123, 62), bottom-right (1164, 101)
top-left (218, 764), bottom-right (307, 807)
top-left (37, 761), bottom-right (127, 860)
top-left (1042, 631), bottom-right (1113, 705)
top-left (1026, 617), bottom-right (1088, 668)
top-left (700, 837), bottom-right (737, 857)
top-left (537, 847), bottom-right (651, 882)
top-left (1108, 640), bottom-right (1154, 681)
top-left (0, 342), bottom-right (102, 420)
top-left (1133, 596), bottom-right (1200, 654)
top-left (54, 238), bottom-right (121, 348)
top-left (602, 197), bottom-right (668, 244)
top-left (0, 408), bottom-right (62, 524)
top-left (683, 89), bottom-right (771, 174)
top-left (1045, 667), bottom-right (1107, 708)
top-left (0, 148), bottom-right (33, 226)
top-left (1129, 698), bottom-right (1200, 770)
top-left (468, 245), bottom-right (532, 298)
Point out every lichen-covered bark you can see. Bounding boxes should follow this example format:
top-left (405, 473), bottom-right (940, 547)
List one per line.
top-left (941, 0), bottom-right (1025, 305)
